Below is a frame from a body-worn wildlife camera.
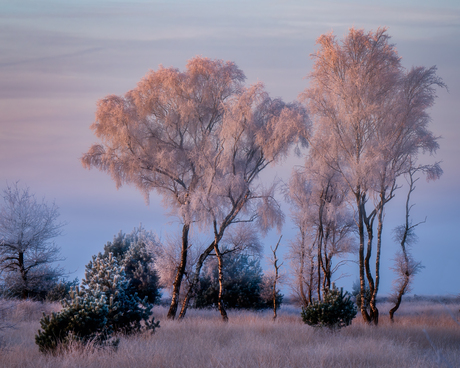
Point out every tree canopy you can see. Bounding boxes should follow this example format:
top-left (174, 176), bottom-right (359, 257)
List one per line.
top-left (0, 183), bottom-right (65, 299)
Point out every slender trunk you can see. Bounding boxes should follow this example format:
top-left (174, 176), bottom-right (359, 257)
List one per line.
top-left (390, 195), bottom-right (411, 322)
top-left (272, 274), bottom-right (278, 321)
top-left (362, 197), bottom-right (378, 325)
top-left (365, 224), bottom-right (378, 324)
top-left (389, 275), bottom-right (410, 322)
top-left (178, 242), bottom-right (215, 319)
top-left (389, 171), bottom-right (417, 322)
top-left (316, 233), bottom-right (322, 301)
top-left (214, 243), bottom-right (228, 322)
top-left (167, 223), bottom-right (190, 320)
top-left (321, 229), bottom-right (331, 292)
top-left (370, 195), bottom-right (386, 326)
top-left (323, 255), bottom-right (331, 292)
top-left (272, 258), bottom-right (279, 321)
top-left (298, 234), bottom-right (308, 306)
top-left (316, 195), bottom-right (326, 301)
top-left (18, 251), bottom-right (28, 299)
top-left (357, 194), bottom-right (371, 323)
top-left (272, 236), bottom-right (282, 321)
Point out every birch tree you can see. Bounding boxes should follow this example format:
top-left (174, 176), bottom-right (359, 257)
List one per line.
top-left (82, 56), bottom-right (310, 320)
top-left (178, 83), bottom-right (309, 321)
top-left (270, 236), bottom-right (283, 320)
top-left (0, 183), bottom-right (65, 299)
top-left (388, 161), bottom-right (440, 321)
top-left (286, 164), bottom-right (355, 305)
top-left (302, 27), bottom-right (444, 324)
top-left (82, 57), bottom-right (245, 319)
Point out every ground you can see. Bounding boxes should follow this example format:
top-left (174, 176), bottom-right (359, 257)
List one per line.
top-left (0, 298), bottom-right (459, 367)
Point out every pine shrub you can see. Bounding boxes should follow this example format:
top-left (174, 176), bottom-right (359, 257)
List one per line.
top-left (193, 253), bottom-right (282, 310)
top-left (101, 228), bottom-right (161, 304)
top-left (351, 279), bottom-right (371, 312)
top-left (301, 286), bottom-right (357, 330)
top-left (35, 254), bottom-right (159, 354)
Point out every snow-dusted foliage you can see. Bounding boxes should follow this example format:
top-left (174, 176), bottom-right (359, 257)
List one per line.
top-left (301, 27), bottom-right (444, 324)
top-left (99, 227), bottom-right (161, 304)
top-left (301, 285), bottom-right (357, 330)
top-left (35, 253), bottom-right (158, 354)
top-left (82, 56), bottom-right (310, 319)
top-left (0, 183), bottom-right (65, 299)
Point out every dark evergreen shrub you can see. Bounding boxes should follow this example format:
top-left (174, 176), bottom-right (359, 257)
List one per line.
top-left (351, 279), bottom-right (371, 312)
top-left (35, 254), bottom-right (159, 354)
top-left (193, 253), bottom-right (282, 310)
top-left (100, 227), bottom-right (161, 304)
top-left (301, 286), bottom-right (357, 330)
top-left (35, 286), bottom-right (112, 353)
top-left (45, 277), bottom-right (79, 302)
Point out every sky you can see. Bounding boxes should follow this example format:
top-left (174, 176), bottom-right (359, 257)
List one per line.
top-left (0, 0), bottom-right (459, 297)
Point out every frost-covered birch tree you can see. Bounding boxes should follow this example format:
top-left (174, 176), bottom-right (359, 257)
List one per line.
top-left (82, 56), bottom-right (310, 320)
top-left (302, 27), bottom-right (444, 324)
top-left (286, 163), bottom-right (356, 306)
top-left (388, 160), bottom-right (440, 321)
top-left (82, 57), bottom-right (245, 319)
top-left (178, 84), bottom-right (309, 321)
top-left (0, 183), bottom-right (65, 299)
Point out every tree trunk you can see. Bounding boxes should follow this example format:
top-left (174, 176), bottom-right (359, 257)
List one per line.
top-left (178, 242), bottom-right (215, 319)
top-left (272, 236), bottom-right (282, 321)
top-left (298, 237), bottom-right (308, 306)
top-left (365, 227), bottom-right (378, 325)
top-left (362, 195), bottom-right (378, 325)
top-left (214, 243), bottom-right (228, 322)
top-left (308, 259), bottom-right (314, 304)
top-left (357, 194), bottom-right (371, 323)
top-left (389, 170), bottom-right (418, 322)
top-left (316, 194), bottom-right (326, 301)
top-left (18, 251), bottom-right (28, 299)
top-left (167, 223), bottom-right (190, 320)
top-left (389, 275), bottom-right (410, 322)
top-left (370, 197), bottom-right (386, 326)
top-left (323, 255), bottom-right (331, 292)
top-left (316, 233), bottom-right (322, 301)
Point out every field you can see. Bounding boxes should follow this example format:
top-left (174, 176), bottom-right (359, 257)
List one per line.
top-left (0, 298), bottom-right (459, 368)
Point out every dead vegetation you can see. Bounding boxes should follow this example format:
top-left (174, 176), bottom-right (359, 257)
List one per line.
top-left (0, 299), bottom-right (459, 368)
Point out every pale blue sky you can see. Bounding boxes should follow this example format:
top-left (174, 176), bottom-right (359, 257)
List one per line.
top-left (0, 0), bottom-right (458, 296)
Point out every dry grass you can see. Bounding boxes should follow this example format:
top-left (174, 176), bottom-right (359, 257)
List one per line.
top-left (0, 299), bottom-right (459, 368)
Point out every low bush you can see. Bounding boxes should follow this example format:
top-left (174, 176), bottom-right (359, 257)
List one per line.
top-left (35, 254), bottom-right (159, 354)
top-left (301, 286), bottom-right (357, 330)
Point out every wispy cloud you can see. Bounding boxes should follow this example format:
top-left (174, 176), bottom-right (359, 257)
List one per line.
top-left (0, 47), bottom-right (104, 68)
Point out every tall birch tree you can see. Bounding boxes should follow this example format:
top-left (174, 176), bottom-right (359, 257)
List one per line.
top-left (82, 57), bottom-right (245, 318)
top-left (82, 56), bottom-right (310, 320)
top-left (302, 27), bottom-right (444, 324)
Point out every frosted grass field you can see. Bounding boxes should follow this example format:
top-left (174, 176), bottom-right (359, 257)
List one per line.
top-left (0, 299), bottom-right (459, 368)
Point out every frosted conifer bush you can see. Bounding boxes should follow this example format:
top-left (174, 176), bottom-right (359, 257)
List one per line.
top-left (301, 286), bottom-right (357, 330)
top-left (100, 227), bottom-right (161, 304)
top-left (35, 253), bottom-right (159, 353)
